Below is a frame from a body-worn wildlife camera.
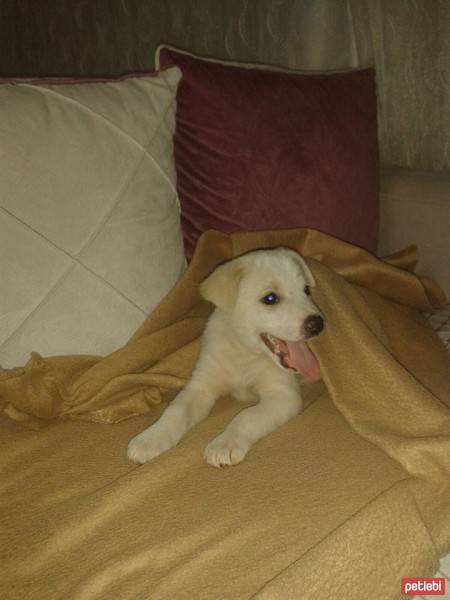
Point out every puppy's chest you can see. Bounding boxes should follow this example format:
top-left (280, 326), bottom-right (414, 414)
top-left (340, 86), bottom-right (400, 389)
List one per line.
top-left (228, 356), bottom-right (268, 401)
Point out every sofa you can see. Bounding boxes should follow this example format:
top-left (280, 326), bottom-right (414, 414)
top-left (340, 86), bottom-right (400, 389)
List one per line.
top-left (1, 5), bottom-right (449, 599)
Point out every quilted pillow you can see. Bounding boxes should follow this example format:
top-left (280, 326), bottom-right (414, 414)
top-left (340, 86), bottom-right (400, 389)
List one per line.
top-left (0, 67), bottom-right (185, 368)
top-left (156, 46), bottom-right (379, 259)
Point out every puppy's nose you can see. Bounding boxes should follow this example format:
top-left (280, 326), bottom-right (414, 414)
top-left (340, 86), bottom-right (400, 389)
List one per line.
top-left (304, 314), bottom-right (324, 337)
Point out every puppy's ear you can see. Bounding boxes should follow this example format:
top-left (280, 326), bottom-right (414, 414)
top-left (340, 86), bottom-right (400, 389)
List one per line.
top-left (287, 250), bottom-right (316, 287)
top-left (200, 260), bottom-right (244, 310)
top-left (298, 256), bottom-right (316, 287)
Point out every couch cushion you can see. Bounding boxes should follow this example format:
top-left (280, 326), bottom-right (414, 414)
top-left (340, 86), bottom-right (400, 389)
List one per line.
top-left (0, 67), bottom-right (186, 368)
top-left (156, 45), bottom-right (379, 259)
top-left (379, 167), bottom-right (450, 298)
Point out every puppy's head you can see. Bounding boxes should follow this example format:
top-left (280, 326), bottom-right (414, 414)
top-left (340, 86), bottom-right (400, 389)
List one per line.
top-left (200, 247), bottom-right (324, 381)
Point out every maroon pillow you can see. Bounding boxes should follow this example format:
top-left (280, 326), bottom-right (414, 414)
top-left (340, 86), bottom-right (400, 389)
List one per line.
top-left (156, 46), bottom-right (379, 259)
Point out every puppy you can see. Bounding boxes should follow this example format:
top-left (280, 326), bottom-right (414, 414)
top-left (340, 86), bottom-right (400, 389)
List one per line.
top-left (128, 247), bottom-right (324, 467)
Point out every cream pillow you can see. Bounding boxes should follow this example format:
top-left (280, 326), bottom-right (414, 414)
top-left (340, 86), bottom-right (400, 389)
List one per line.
top-left (0, 67), bottom-right (185, 368)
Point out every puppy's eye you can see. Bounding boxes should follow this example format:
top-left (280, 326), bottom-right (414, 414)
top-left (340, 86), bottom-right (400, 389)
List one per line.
top-left (261, 292), bottom-right (280, 305)
top-left (304, 285), bottom-right (311, 296)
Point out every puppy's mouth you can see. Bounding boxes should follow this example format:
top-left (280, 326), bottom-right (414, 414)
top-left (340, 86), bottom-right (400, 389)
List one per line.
top-left (260, 333), bottom-right (320, 381)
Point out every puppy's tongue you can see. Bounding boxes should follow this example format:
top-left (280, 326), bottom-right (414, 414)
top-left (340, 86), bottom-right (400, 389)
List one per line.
top-left (285, 341), bottom-right (320, 382)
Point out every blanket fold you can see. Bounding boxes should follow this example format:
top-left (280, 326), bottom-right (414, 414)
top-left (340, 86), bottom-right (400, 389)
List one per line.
top-left (1, 228), bottom-right (449, 560)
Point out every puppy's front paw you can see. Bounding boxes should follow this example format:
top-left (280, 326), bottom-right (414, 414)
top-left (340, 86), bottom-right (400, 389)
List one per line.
top-left (128, 426), bottom-right (174, 464)
top-left (204, 433), bottom-right (249, 468)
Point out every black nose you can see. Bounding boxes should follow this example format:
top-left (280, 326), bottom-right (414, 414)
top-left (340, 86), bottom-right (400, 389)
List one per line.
top-left (304, 314), bottom-right (324, 337)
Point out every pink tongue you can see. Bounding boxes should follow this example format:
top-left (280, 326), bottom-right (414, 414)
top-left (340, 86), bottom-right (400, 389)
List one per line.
top-left (285, 341), bottom-right (320, 381)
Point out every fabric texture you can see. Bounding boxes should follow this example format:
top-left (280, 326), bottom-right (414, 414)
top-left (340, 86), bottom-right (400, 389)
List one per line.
top-left (1, 228), bottom-right (449, 599)
top-left (428, 303), bottom-right (450, 354)
top-left (0, 67), bottom-right (186, 368)
top-left (157, 46), bottom-right (379, 259)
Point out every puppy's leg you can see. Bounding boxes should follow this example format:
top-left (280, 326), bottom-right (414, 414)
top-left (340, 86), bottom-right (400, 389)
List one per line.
top-left (204, 387), bottom-right (301, 468)
top-left (128, 374), bottom-right (221, 465)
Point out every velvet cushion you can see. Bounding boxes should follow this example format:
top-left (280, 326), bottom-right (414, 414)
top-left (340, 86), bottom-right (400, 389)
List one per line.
top-left (156, 46), bottom-right (379, 259)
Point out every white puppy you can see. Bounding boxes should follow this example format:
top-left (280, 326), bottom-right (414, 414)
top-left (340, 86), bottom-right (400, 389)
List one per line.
top-left (128, 247), bottom-right (324, 467)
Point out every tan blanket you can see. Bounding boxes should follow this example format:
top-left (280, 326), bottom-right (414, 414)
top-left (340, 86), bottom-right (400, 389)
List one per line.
top-left (1, 228), bottom-right (449, 599)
